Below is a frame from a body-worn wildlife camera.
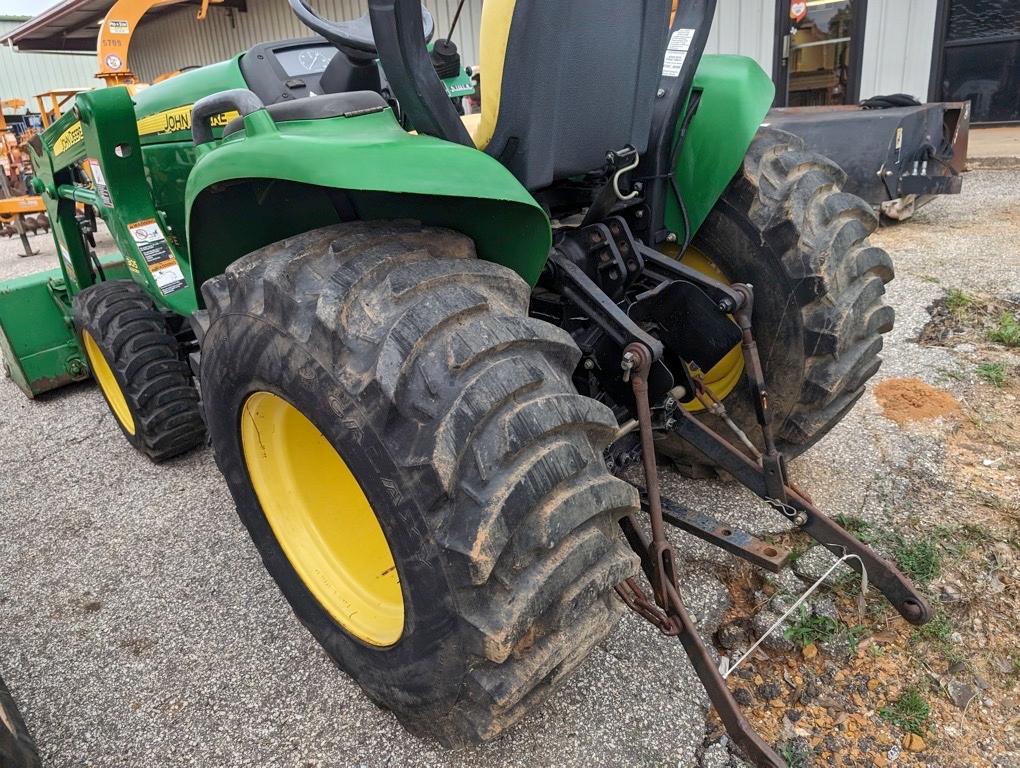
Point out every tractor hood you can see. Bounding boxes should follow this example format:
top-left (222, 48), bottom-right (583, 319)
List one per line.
top-left (131, 57), bottom-right (248, 146)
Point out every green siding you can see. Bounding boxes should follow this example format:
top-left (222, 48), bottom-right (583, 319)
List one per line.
top-left (0, 19), bottom-right (100, 105)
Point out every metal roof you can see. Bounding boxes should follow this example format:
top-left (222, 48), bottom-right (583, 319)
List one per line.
top-left (1, 0), bottom-right (243, 53)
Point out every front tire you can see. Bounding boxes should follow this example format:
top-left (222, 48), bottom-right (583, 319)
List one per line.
top-left (199, 221), bottom-right (639, 746)
top-left (658, 127), bottom-right (895, 470)
top-left (72, 280), bottom-right (205, 462)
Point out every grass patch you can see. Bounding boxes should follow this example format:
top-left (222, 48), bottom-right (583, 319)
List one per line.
top-left (976, 362), bottom-right (1008, 387)
top-left (778, 739), bottom-right (812, 768)
top-left (894, 536), bottom-right (942, 584)
top-left (945, 288), bottom-right (974, 316)
top-left (786, 544), bottom-right (810, 566)
top-left (938, 366), bottom-right (967, 382)
top-left (913, 610), bottom-right (953, 642)
top-left (880, 687), bottom-right (930, 735)
top-left (784, 606), bottom-right (840, 648)
top-left (844, 624), bottom-right (871, 654)
top-left (834, 513), bottom-right (878, 544)
top-left (988, 312), bottom-right (1020, 347)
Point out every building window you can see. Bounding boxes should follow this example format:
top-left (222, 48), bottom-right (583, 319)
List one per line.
top-left (936, 0), bottom-right (1020, 123)
top-left (788, 0), bottom-right (859, 106)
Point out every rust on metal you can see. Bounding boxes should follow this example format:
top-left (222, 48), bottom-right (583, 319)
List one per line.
top-left (620, 341), bottom-right (787, 768)
top-left (618, 514), bottom-right (786, 768)
top-left (624, 341), bottom-right (682, 615)
top-left (643, 494), bottom-right (791, 573)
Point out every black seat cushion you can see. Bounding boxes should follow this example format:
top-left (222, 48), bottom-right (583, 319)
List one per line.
top-left (222, 91), bottom-right (388, 138)
top-left (484, 0), bottom-right (671, 191)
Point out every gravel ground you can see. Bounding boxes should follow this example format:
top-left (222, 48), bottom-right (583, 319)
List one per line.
top-left (0, 169), bottom-right (1017, 768)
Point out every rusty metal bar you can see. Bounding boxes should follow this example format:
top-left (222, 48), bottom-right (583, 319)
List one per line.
top-left (618, 516), bottom-right (786, 768)
top-left (670, 407), bottom-right (932, 625)
top-left (621, 342), bottom-right (787, 768)
top-left (639, 493), bottom-right (791, 573)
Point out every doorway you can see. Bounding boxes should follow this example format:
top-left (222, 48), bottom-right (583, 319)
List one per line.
top-left (773, 0), bottom-right (868, 107)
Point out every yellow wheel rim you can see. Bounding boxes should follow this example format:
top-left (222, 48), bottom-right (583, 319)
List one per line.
top-left (674, 246), bottom-right (745, 410)
top-left (82, 330), bottom-right (136, 435)
top-left (240, 392), bottom-right (404, 647)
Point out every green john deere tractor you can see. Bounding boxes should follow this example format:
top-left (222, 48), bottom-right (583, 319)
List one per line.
top-left (0, 1), bottom-right (933, 764)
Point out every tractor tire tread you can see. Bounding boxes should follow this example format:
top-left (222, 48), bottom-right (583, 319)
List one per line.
top-left (746, 128), bottom-right (893, 450)
top-left (72, 280), bottom-right (205, 462)
top-left (202, 221), bottom-right (639, 747)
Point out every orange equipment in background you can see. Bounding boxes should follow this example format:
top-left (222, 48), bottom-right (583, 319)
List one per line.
top-left (96, 0), bottom-right (223, 86)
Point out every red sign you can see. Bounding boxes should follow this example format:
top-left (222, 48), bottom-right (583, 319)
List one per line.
top-left (790, 1), bottom-right (807, 22)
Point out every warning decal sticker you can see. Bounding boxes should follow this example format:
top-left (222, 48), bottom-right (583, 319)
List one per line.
top-left (87, 159), bottom-right (114, 208)
top-left (128, 219), bottom-right (186, 296)
top-left (662, 28), bottom-right (696, 78)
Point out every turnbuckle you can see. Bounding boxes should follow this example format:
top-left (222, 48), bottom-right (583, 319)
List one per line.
top-left (622, 342), bottom-right (682, 617)
top-left (731, 284), bottom-right (789, 504)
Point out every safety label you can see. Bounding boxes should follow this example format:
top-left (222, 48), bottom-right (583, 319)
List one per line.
top-left (128, 219), bottom-right (185, 295)
top-left (108, 19), bottom-right (129, 34)
top-left (662, 28), bottom-right (696, 78)
top-left (87, 159), bottom-right (114, 208)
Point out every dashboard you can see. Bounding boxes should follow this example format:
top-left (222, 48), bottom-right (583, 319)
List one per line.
top-left (240, 37), bottom-right (347, 105)
top-left (274, 44), bottom-right (337, 78)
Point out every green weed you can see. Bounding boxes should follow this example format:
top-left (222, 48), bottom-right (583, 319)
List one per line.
top-left (834, 513), bottom-right (878, 544)
top-left (942, 644), bottom-right (965, 666)
top-left (778, 739), bottom-right (811, 768)
top-left (880, 687), bottom-right (930, 735)
top-left (844, 624), bottom-right (871, 655)
top-left (913, 610), bottom-right (952, 642)
top-left (988, 312), bottom-right (1020, 347)
top-left (784, 606), bottom-right (839, 648)
top-left (894, 537), bottom-right (942, 584)
top-left (945, 288), bottom-right (974, 315)
top-left (976, 362), bottom-right (1008, 387)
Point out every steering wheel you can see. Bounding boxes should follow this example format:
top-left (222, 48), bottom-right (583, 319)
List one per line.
top-left (287, 0), bottom-right (435, 56)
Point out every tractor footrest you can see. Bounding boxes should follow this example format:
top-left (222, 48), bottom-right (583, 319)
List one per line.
top-left (641, 493), bottom-right (790, 572)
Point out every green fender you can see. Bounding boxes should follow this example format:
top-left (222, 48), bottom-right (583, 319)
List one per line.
top-left (671, 55), bottom-right (776, 242)
top-left (184, 106), bottom-right (552, 302)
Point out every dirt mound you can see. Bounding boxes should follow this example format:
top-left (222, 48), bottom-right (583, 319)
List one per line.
top-left (874, 378), bottom-right (960, 425)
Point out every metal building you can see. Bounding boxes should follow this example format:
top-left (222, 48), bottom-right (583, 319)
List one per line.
top-left (0, 16), bottom-right (98, 104)
top-left (3, 0), bottom-right (1018, 124)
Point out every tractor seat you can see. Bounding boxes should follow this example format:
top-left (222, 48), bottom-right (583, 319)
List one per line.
top-left (221, 91), bottom-right (388, 138)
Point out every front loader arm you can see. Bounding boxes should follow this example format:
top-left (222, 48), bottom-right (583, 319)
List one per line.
top-left (30, 87), bottom-right (198, 316)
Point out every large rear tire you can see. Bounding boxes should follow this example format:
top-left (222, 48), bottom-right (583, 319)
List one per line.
top-left (199, 221), bottom-right (639, 746)
top-left (658, 127), bottom-right (895, 470)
